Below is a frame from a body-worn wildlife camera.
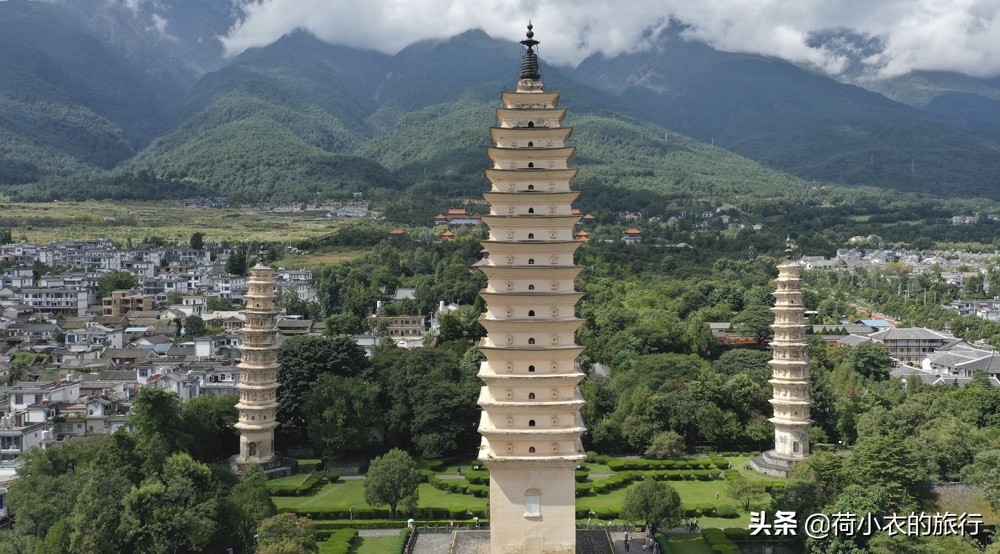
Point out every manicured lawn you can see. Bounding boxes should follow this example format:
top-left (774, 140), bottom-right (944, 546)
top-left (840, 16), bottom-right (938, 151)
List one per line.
top-left (582, 462), bottom-right (614, 475)
top-left (665, 533), bottom-right (714, 554)
top-left (273, 480), bottom-right (487, 513)
top-left (273, 455), bottom-right (771, 528)
top-left (267, 473), bottom-right (312, 488)
top-left (423, 458), bottom-right (483, 475)
top-left (726, 456), bottom-right (787, 483)
top-left (349, 535), bottom-right (398, 554)
top-left (578, 479), bottom-right (764, 527)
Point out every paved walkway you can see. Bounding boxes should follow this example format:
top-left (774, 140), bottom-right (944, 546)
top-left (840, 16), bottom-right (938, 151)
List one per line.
top-left (358, 528), bottom-right (406, 537)
top-left (412, 531), bottom-right (454, 553)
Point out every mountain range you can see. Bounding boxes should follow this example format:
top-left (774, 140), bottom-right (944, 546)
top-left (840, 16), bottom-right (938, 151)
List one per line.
top-left (1, 0), bottom-right (999, 203)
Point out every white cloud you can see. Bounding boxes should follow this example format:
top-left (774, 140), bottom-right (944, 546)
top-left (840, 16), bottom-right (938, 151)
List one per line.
top-left (221, 0), bottom-right (1000, 78)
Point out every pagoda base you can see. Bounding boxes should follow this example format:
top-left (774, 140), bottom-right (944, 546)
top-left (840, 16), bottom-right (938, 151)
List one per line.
top-left (436, 529), bottom-right (613, 554)
top-left (750, 450), bottom-right (805, 478)
top-left (228, 454), bottom-right (295, 478)
top-left (485, 459), bottom-right (580, 554)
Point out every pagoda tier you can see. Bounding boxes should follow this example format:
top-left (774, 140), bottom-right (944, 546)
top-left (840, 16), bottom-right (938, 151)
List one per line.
top-left (477, 24), bottom-right (585, 554)
top-left (768, 262), bottom-right (812, 459)
top-left (490, 126), bottom-right (573, 147)
top-left (485, 167), bottom-right (578, 191)
top-left (234, 262), bottom-right (280, 464)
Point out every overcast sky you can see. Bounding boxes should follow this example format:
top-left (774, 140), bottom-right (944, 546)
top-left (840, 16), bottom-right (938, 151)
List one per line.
top-left (220, 0), bottom-right (1000, 79)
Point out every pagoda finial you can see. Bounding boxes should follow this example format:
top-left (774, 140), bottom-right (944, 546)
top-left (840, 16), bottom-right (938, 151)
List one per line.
top-left (519, 21), bottom-right (541, 81)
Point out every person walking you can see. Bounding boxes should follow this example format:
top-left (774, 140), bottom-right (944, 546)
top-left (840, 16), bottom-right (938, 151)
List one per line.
top-left (624, 537), bottom-right (630, 552)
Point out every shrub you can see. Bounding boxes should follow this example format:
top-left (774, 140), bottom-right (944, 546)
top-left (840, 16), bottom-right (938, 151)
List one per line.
top-left (654, 532), bottom-right (673, 554)
top-left (702, 528), bottom-right (740, 554)
top-left (393, 528), bottom-right (412, 553)
top-left (465, 471), bottom-right (489, 485)
top-left (723, 470), bottom-right (741, 480)
top-left (267, 471), bottom-right (325, 496)
top-left (316, 529), bottom-right (357, 553)
top-left (575, 483), bottom-right (593, 496)
top-left (297, 459), bottom-right (322, 473)
top-left (448, 507), bottom-right (467, 519)
top-left (683, 504), bottom-right (700, 517)
top-left (724, 527), bottom-right (749, 539)
top-left (716, 505), bottom-right (740, 518)
top-left (574, 470), bottom-right (590, 483)
top-left (327, 471), bottom-right (341, 483)
top-left (696, 503), bottom-right (716, 517)
top-left (607, 459), bottom-right (628, 471)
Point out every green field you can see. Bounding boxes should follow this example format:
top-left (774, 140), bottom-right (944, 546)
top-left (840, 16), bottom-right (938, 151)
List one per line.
top-left (0, 201), bottom-right (348, 244)
top-left (272, 480), bottom-right (487, 513)
top-left (349, 535), bottom-right (399, 554)
top-left (665, 533), bottom-right (715, 553)
top-left (276, 455), bottom-right (780, 529)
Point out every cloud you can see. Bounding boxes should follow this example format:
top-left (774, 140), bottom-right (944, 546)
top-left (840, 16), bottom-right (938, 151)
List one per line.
top-left (221, 0), bottom-right (1000, 78)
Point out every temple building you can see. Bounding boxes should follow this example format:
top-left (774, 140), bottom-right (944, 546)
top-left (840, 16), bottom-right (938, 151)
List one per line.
top-left (476, 23), bottom-right (587, 554)
top-left (232, 259), bottom-right (283, 474)
top-left (752, 261), bottom-right (812, 477)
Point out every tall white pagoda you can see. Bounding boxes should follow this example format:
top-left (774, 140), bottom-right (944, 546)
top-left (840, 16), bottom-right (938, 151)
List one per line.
top-left (753, 260), bottom-right (812, 477)
top-left (476, 23), bottom-right (587, 554)
top-left (233, 259), bottom-right (281, 471)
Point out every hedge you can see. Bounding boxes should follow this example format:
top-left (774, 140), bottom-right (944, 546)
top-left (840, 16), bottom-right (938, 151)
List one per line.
top-left (297, 460), bottom-right (322, 473)
top-left (464, 471), bottom-right (490, 485)
top-left (585, 451), bottom-right (610, 464)
top-left (426, 475), bottom-right (487, 498)
top-left (317, 529), bottom-right (358, 554)
top-left (654, 532), bottom-right (675, 554)
top-left (716, 504), bottom-right (740, 518)
top-left (314, 519), bottom-right (488, 530)
top-left (267, 471), bottom-right (325, 496)
top-left (575, 470), bottom-right (590, 483)
top-left (606, 458), bottom-right (718, 471)
top-left (723, 527), bottom-right (749, 539)
top-left (590, 471), bottom-right (641, 494)
top-left (702, 528), bottom-right (740, 554)
top-left (575, 483), bottom-right (593, 496)
top-left (393, 528), bottom-right (412, 553)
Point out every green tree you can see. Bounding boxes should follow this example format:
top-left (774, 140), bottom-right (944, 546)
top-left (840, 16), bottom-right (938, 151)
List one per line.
top-left (183, 314), bottom-right (207, 337)
top-left (726, 475), bottom-right (767, 511)
top-left (620, 478), bottom-right (683, 534)
top-left (324, 312), bottom-right (363, 335)
top-left (277, 336), bottom-right (371, 429)
top-left (791, 451), bottom-right (846, 507)
top-left (226, 249), bottom-right (249, 277)
top-left (960, 449), bottom-right (1000, 510)
top-left (206, 297), bottom-right (234, 312)
top-left (98, 270), bottom-right (139, 298)
top-left (129, 387), bottom-right (191, 454)
top-left (363, 448), bottom-right (420, 519)
top-left (730, 305), bottom-right (773, 346)
top-left (182, 394), bottom-right (239, 462)
top-left (256, 513), bottom-right (317, 554)
top-left (221, 466), bottom-right (277, 553)
top-left (848, 341), bottom-right (891, 380)
top-left (0, 228), bottom-right (11, 244)
top-left (190, 232), bottom-right (205, 250)
top-left (369, 348), bottom-right (479, 456)
top-left (645, 430), bottom-right (685, 459)
top-left (848, 434), bottom-right (923, 492)
top-left (303, 375), bottom-right (379, 459)
top-left (67, 474), bottom-right (131, 553)
top-left (713, 348), bottom-right (772, 378)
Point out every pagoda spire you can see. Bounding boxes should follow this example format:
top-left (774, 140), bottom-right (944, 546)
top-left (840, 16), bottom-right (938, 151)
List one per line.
top-left (519, 22), bottom-right (541, 81)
